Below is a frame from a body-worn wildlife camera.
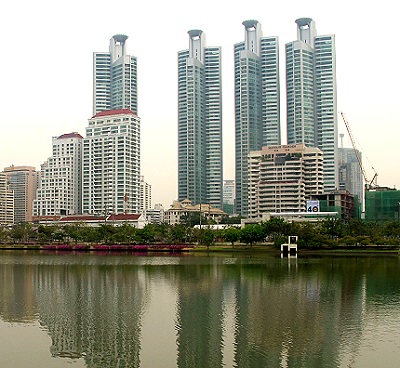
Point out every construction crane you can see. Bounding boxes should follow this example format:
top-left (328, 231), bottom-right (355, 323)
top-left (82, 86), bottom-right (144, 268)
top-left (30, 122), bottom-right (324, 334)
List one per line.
top-left (340, 112), bottom-right (378, 189)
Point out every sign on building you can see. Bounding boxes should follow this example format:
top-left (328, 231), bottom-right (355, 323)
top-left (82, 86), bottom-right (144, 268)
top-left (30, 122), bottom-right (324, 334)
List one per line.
top-left (306, 200), bottom-right (320, 212)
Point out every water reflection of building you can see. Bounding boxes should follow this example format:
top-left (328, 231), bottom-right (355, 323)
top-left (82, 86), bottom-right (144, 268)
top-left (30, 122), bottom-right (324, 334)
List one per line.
top-left (0, 254), bottom-right (397, 367)
top-left (33, 257), bottom-right (148, 367)
top-left (175, 260), bottom-right (225, 367)
top-left (0, 262), bottom-right (36, 322)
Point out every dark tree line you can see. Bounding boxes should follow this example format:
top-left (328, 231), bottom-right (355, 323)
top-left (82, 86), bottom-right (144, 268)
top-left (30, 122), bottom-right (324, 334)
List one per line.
top-left (1, 218), bottom-right (400, 248)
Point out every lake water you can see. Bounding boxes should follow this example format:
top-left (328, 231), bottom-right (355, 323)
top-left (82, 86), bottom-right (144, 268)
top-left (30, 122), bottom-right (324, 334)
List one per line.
top-left (1, 250), bottom-right (400, 368)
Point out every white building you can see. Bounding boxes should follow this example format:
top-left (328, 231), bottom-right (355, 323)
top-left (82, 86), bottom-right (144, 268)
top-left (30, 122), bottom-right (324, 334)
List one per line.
top-left (145, 203), bottom-right (165, 224)
top-left (0, 172), bottom-right (14, 225)
top-left (3, 165), bottom-right (37, 223)
top-left (82, 109), bottom-right (140, 215)
top-left (139, 176), bottom-right (151, 213)
top-left (248, 144), bottom-right (324, 218)
top-left (34, 133), bottom-right (83, 217)
top-left (93, 34), bottom-right (138, 115)
top-left (234, 20), bottom-right (280, 216)
top-left (165, 199), bottom-right (226, 225)
top-left (286, 18), bottom-right (338, 193)
top-left (178, 30), bottom-right (223, 209)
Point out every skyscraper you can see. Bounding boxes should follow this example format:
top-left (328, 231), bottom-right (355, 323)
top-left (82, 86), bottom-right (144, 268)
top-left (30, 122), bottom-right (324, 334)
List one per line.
top-left (33, 133), bottom-right (83, 217)
top-left (234, 20), bottom-right (280, 216)
top-left (178, 30), bottom-right (223, 209)
top-left (93, 35), bottom-right (138, 115)
top-left (286, 18), bottom-right (338, 192)
top-left (4, 165), bottom-right (37, 223)
top-left (82, 109), bottom-right (140, 215)
top-left (0, 172), bottom-right (14, 225)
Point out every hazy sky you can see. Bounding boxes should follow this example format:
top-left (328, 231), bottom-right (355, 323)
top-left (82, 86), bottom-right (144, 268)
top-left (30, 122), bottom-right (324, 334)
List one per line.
top-left (1, 0), bottom-right (398, 207)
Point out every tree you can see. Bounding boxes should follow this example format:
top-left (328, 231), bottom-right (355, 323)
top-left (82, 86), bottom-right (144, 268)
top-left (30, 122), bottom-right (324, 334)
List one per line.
top-left (320, 218), bottom-right (344, 239)
top-left (264, 218), bottom-right (289, 246)
top-left (240, 224), bottom-right (264, 247)
top-left (202, 228), bottom-right (215, 249)
top-left (224, 227), bottom-right (240, 247)
top-left (137, 224), bottom-right (156, 244)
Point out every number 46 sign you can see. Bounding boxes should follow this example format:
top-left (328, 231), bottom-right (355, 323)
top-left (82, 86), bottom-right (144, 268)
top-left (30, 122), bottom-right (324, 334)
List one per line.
top-left (306, 200), bottom-right (320, 213)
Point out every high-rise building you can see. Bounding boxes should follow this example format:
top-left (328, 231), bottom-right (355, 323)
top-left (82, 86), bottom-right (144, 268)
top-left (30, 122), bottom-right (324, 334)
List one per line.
top-left (139, 176), bottom-right (151, 213)
top-left (178, 30), bottom-right (223, 209)
top-left (3, 165), bottom-right (37, 223)
top-left (338, 147), bottom-right (363, 206)
top-left (0, 172), bottom-right (14, 225)
top-left (248, 144), bottom-right (324, 217)
top-left (286, 18), bottom-right (338, 193)
top-left (234, 20), bottom-right (280, 216)
top-left (93, 35), bottom-right (137, 115)
top-left (82, 109), bottom-right (140, 215)
top-left (33, 133), bottom-right (83, 217)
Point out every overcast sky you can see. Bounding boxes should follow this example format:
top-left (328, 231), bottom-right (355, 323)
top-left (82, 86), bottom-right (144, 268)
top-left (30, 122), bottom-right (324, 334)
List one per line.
top-left (1, 0), bottom-right (398, 207)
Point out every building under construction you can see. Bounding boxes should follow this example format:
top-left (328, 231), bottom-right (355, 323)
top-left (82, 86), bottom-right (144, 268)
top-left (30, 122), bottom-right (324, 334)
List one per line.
top-left (365, 187), bottom-right (400, 222)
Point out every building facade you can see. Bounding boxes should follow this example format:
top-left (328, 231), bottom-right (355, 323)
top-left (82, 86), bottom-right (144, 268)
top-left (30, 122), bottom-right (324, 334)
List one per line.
top-left (33, 133), bottom-right (83, 217)
top-left (178, 30), bottom-right (223, 209)
top-left (286, 18), bottom-right (338, 193)
top-left (248, 144), bottom-right (324, 218)
top-left (165, 199), bottom-right (226, 226)
top-left (139, 176), bottom-right (151, 213)
top-left (82, 109), bottom-right (140, 215)
top-left (365, 187), bottom-right (400, 222)
top-left (338, 146), bottom-right (363, 207)
top-left (0, 172), bottom-right (14, 225)
top-left (93, 35), bottom-right (138, 115)
top-left (311, 190), bottom-right (359, 221)
top-left (234, 20), bottom-right (280, 216)
top-left (3, 165), bottom-right (37, 223)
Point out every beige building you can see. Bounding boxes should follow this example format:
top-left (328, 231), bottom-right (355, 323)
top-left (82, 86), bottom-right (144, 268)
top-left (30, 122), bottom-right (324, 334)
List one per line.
top-left (3, 165), bottom-right (37, 223)
top-left (165, 199), bottom-right (226, 225)
top-left (248, 144), bottom-right (324, 218)
top-left (0, 172), bottom-right (14, 225)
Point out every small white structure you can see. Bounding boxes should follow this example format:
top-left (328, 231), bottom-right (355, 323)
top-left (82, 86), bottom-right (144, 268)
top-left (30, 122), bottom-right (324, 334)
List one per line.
top-left (281, 236), bottom-right (298, 257)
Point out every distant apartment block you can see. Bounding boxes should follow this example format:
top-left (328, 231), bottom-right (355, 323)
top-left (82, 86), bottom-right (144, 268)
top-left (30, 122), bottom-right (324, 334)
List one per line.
top-left (234, 20), bottom-right (280, 216)
top-left (286, 18), bottom-right (338, 192)
top-left (223, 179), bottom-right (235, 215)
top-left (338, 147), bottom-right (363, 206)
top-left (82, 109), bottom-right (140, 215)
top-left (139, 176), bottom-right (151, 213)
top-left (33, 133), bottom-right (83, 217)
top-left (248, 144), bottom-right (324, 218)
top-left (178, 30), bottom-right (223, 209)
top-left (93, 34), bottom-right (138, 115)
top-left (145, 203), bottom-right (165, 224)
top-left (0, 172), bottom-right (14, 225)
top-left (3, 165), bottom-right (37, 223)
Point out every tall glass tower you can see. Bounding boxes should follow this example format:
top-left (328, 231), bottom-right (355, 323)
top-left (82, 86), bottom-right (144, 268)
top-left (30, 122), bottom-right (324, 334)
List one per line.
top-left (234, 20), bottom-right (280, 216)
top-left (93, 35), bottom-right (138, 115)
top-left (286, 18), bottom-right (338, 192)
top-left (178, 30), bottom-right (223, 209)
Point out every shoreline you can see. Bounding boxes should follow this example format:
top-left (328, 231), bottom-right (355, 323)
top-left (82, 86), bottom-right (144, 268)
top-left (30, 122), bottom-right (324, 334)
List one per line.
top-left (0, 244), bottom-right (399, 256)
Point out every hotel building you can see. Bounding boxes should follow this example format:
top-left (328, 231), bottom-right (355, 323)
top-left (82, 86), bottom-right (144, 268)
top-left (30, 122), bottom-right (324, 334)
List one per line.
top-left (248, 144), bottom-right (324, 218)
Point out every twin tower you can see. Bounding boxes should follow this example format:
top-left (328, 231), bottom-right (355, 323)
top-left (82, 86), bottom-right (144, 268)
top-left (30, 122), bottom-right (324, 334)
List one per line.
top-left (178, 18), bottom-right (337, 217)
